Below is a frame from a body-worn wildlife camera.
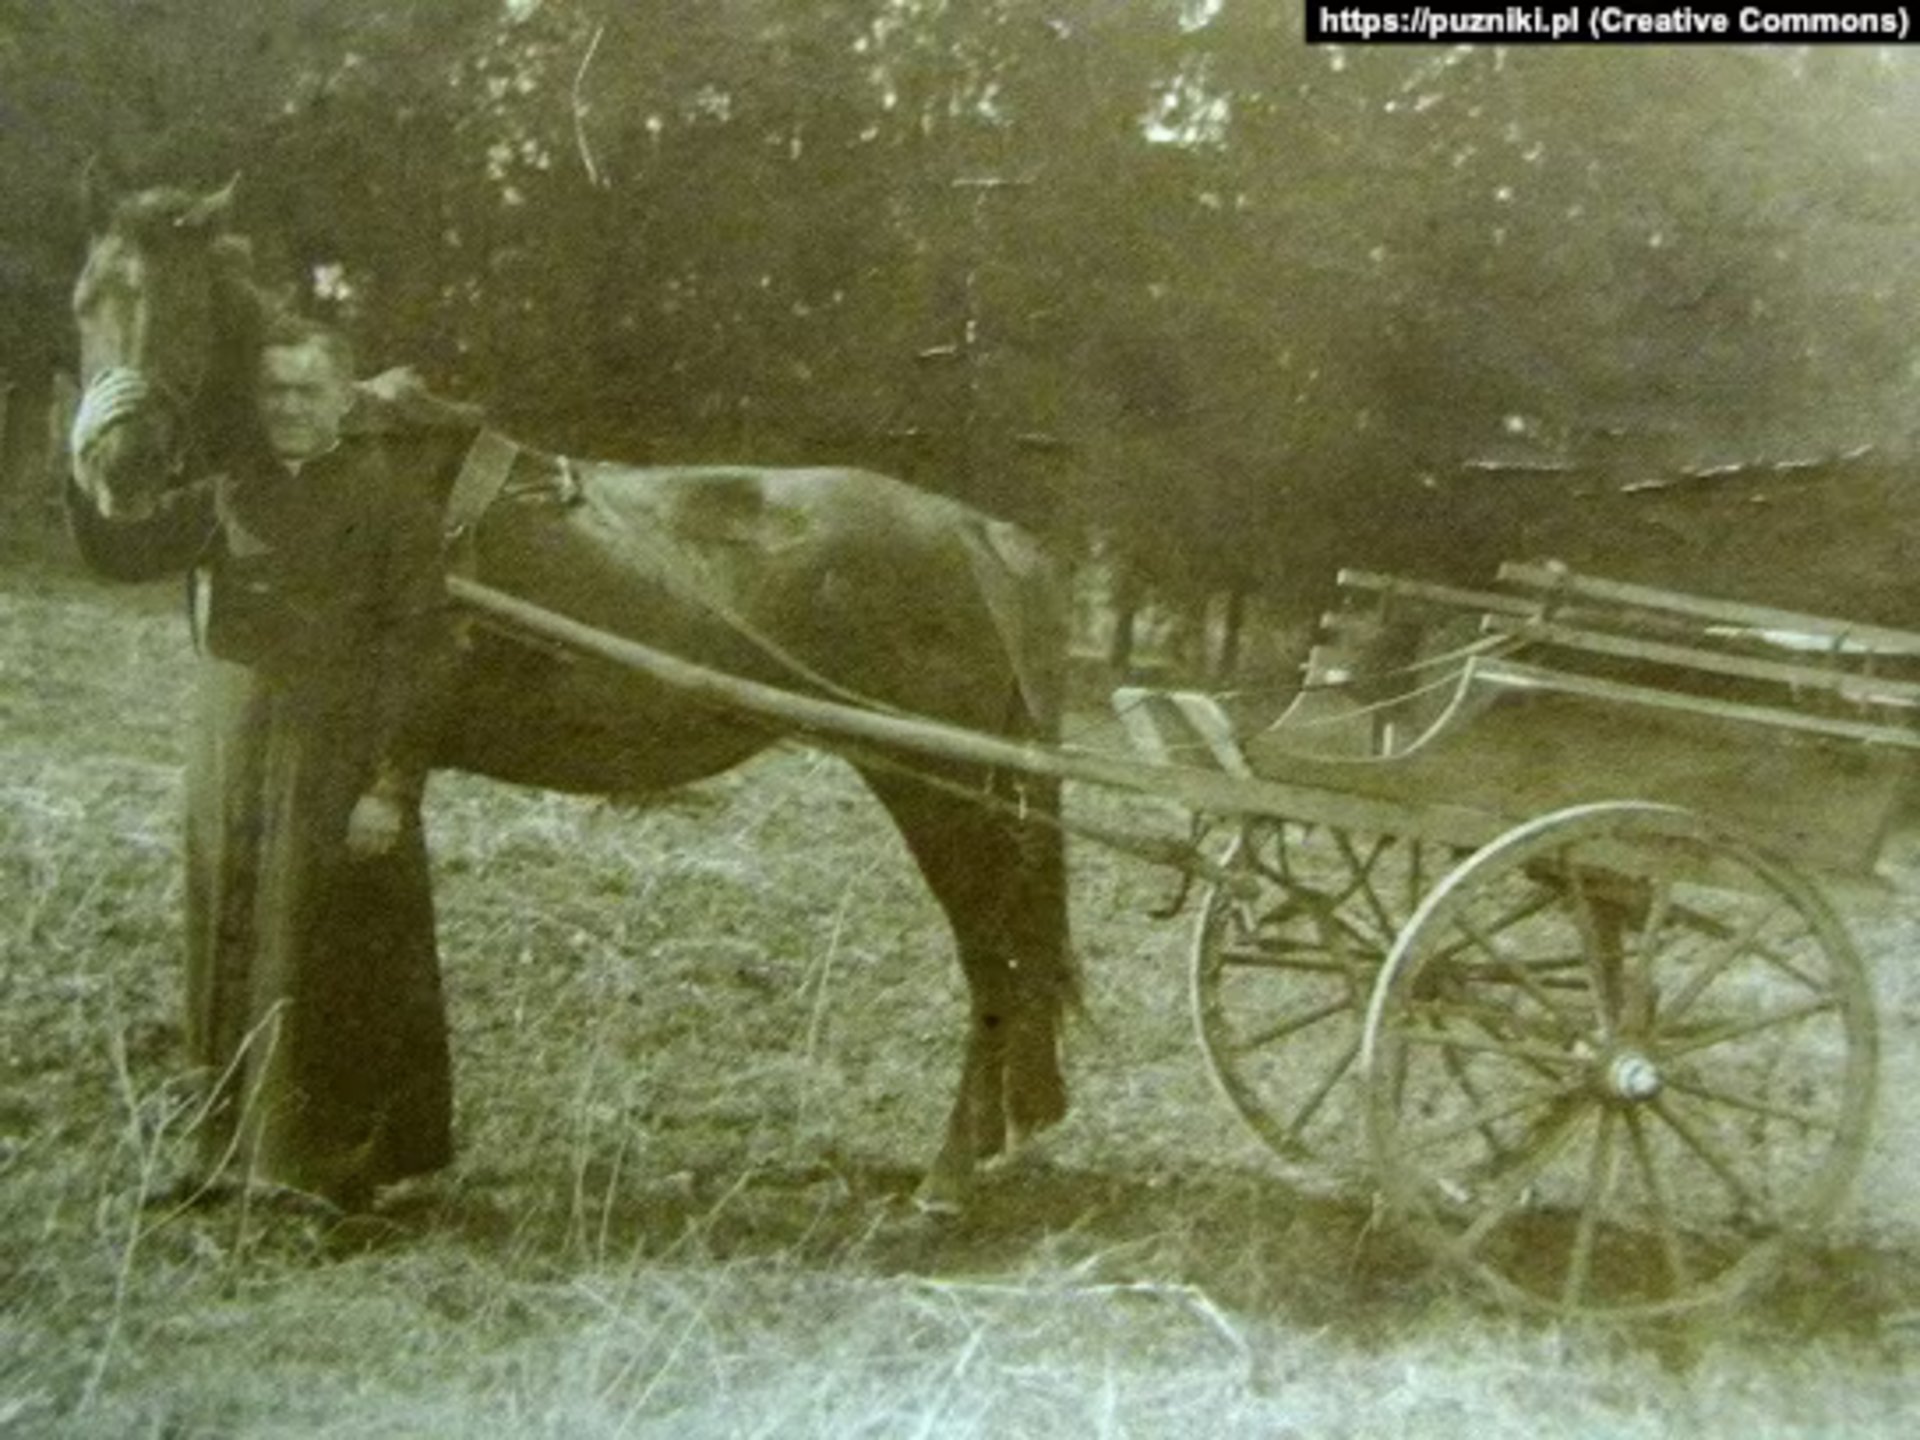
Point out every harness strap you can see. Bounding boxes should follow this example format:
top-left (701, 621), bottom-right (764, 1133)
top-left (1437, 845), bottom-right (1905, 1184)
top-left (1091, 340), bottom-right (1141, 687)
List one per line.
top-left (444, 429), bottom-right (521, 543)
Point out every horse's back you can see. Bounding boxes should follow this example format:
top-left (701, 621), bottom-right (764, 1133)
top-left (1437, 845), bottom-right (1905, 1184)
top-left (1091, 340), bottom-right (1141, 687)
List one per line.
top-left (438, 456), bottom-right (1065, 796)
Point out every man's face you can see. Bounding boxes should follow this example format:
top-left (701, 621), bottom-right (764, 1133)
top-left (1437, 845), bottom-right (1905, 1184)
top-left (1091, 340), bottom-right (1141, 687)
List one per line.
top-left (258, 338), bottom-right (355, 463)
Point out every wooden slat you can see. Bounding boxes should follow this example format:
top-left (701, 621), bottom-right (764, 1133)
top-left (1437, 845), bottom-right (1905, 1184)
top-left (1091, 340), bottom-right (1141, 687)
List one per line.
top-left (1336, 568), bottom-right (1540, 617)
top-left (1169, 691), bottom-right (1255, 777)
top-left (1111, 687), bottom-right (1252, 776)
top-left (1497, 562), bottom-right (1920, 657)
top-left (1473, 658), bottom-right (1920, 750)
top-left (1483, 616), bottom-right (1920, 710)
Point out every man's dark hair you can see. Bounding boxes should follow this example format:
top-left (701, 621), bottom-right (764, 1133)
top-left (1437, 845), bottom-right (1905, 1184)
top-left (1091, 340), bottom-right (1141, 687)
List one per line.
top-left (259, 312), bottom-right (356, 378)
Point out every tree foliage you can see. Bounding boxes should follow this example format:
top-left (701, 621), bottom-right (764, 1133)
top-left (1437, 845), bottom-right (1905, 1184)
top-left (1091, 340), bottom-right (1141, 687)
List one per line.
top-left (6, 3), bottom-right (1919, 602)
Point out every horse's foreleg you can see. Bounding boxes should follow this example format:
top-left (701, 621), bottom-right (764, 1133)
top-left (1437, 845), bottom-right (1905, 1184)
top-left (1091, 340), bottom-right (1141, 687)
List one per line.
top-left (917, 961), bottom-right (1014, 1214)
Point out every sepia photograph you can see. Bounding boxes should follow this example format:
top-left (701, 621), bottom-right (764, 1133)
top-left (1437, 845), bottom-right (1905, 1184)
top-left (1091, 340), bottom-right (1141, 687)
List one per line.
top-left (4, 2), bottom-right (1920, 1434)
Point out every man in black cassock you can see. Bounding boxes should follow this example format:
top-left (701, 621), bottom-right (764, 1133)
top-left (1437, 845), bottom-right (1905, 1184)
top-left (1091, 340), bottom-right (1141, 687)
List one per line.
top-left (77, 314), bottom-right (458, 1209)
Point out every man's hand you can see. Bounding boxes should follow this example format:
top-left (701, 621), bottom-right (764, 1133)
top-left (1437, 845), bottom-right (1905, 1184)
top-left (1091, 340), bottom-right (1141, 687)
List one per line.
top-left (346, 791), bottom-right (406, 859)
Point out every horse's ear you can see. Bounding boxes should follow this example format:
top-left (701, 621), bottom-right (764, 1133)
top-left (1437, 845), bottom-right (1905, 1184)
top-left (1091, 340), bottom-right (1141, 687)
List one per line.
top-left (79, 153), bottom-right (124, 233)
top-left (212, 232), bottom-right (255, 270)
top-left (176, 174), bottom-right (240, 233)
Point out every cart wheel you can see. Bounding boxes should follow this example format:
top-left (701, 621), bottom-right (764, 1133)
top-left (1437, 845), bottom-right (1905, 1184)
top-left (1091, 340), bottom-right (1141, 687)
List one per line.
top-left (1193, 818), bottom-right (1457, 1186)
top-left (1363, 801), bottom-right (1878, 1317)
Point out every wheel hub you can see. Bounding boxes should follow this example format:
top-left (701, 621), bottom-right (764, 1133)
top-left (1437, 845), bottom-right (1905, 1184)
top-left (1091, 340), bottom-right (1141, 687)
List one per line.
top-left (1600, 1049), bottom-right (1662, 1103)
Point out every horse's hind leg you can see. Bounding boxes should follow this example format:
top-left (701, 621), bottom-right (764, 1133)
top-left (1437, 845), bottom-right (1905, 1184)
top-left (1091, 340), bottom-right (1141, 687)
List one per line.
top-left (859, 761), bottom-right (1074, 1213)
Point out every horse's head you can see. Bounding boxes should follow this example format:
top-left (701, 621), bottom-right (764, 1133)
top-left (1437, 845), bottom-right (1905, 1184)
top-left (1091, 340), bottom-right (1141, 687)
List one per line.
top-left (70, 178), bottom-right (254, 520)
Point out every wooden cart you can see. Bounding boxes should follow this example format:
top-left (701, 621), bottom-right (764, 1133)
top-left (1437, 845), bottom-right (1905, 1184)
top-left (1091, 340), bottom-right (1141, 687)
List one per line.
top-left (450, 564), bottom-right (1920, 1318)
top-left (1118, 561), bottom-right (1919, 1317)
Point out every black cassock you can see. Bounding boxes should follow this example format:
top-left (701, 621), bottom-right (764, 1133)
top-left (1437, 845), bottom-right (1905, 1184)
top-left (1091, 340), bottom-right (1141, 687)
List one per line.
top-left (73, 432), bottom-right (457, 1205)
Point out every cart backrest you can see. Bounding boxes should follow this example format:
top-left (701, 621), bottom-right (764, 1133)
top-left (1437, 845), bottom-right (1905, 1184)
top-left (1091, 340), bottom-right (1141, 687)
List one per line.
top-left (1496, 562), bottom-right (1920, 659)
top-left (1329, 563), bottom-right (1920, 752)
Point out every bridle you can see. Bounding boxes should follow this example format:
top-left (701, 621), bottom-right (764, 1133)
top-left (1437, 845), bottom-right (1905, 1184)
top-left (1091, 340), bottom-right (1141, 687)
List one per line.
top-left (70, 181), bottom-right (245, 508)
top-left (71, 279), bottom-right (218, 496)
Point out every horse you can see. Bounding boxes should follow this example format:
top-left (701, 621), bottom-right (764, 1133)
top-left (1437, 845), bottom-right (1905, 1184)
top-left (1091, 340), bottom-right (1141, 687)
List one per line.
top-left (64, 181), bottom-right (1076, 1213)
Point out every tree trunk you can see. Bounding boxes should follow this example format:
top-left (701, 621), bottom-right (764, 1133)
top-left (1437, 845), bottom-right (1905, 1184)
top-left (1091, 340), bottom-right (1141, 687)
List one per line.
top-left (1106, 561), bottom-right (1139, 676)
top-left (1212, 586), bottom-right (1246, 685)
top-left (0, 370), bottom-right (69, 526)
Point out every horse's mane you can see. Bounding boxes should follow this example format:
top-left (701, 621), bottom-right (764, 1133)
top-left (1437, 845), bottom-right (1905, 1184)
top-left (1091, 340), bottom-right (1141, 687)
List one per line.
top-left (189, 230), bottom-right (280, 474)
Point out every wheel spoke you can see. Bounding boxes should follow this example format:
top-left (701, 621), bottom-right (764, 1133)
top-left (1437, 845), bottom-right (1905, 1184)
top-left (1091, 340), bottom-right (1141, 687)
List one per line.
top-left (1441, 1042), bottom-right (1500, 1156)
top-left (1664, 898), bottom-right (1828, 996)
top-left (1405, 1021), bottom-right (1582, 1075)
top-left (1647, 1094), bottom-right (1766, 1214)
top-left (1234, 994), bottom-right (1352, 1052)
top-left (1217, 945), bottom-right (1355, 975)
top-left (1636, 877), bottom-right (1676, 966)
top-left (1282, 1033), bottom-right (1363, 1145)
top-left (1561, 1108), bottom-right (1622, 1312)
top-left (1319, 906), bottom-right (1392, 965)
top-left (1745, 937), bottom-right (1828, 995)
top-left (1436, 995), bottom-right (1586, 1086)
top-left (1563, 858), bottom-right (1623, 1044)
top-left (1661, 901), bottom-right (1784, 1026)
top-left (1452, 1100), bottom-right (1592, 1257)
top-left (1430, 886), bottom-right (1561, 966)
top-left (1415, 992), bottom-right (1583, 1045)
top-left (1625, 1109), bottom-right (1692, 1297)
top-left (1399, 1081), bottom-right (1586, 1155)
top-left (1244, 825), bottom-right (1294, 889)
top-left (1660, 1073), bottom-right (1835, 1130)
top-left (1657, 994), bottom-right (1838, 1059)
top-left (1453, 952), bottom-right (1594, 985)
top-left (1446, 911), bottom-right (1587, 1038)
top-left (1334, 830), bottom-right (1400, 946)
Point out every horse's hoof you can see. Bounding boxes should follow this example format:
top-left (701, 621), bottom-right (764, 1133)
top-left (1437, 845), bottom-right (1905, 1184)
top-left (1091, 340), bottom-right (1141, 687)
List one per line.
top-left (912, 1172), bottom-right (970, 1218)
top-left (989, 1124), bottom-right (1053, 1174)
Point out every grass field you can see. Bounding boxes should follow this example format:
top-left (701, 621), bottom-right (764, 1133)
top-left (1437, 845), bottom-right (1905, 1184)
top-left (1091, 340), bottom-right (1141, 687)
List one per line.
top-left (5, 553), bottom-right (1920, 1437)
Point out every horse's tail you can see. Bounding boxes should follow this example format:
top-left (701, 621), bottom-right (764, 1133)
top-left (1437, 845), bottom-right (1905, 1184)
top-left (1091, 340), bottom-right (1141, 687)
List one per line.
top-left (958, 517), bottom-right (1069, 740)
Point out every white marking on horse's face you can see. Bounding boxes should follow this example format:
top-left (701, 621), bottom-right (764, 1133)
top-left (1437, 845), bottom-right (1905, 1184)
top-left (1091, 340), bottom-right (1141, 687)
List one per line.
top-left (73, 236), bottom-right (152, 385)
top-left (73, 226), bottom-right (217, 403)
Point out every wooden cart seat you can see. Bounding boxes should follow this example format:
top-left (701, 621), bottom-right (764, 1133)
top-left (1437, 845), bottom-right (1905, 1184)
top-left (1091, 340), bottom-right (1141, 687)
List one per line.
top-left (1116, 563), bottom-right (1920, 881)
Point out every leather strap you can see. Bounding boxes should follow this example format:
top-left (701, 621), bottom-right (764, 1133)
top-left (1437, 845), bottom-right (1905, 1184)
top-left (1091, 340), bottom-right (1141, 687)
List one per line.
top-left (444, 429), bottom-right (520, 541)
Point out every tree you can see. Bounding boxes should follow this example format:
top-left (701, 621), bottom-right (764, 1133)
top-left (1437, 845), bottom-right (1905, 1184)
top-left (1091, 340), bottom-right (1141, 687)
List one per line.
top-left (9, 4), bottom-right (1919, 619)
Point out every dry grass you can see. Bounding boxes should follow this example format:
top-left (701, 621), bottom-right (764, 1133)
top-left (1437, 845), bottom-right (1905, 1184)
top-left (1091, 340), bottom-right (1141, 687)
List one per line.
top-left (5, 556), bottom-right (1920, 1437)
